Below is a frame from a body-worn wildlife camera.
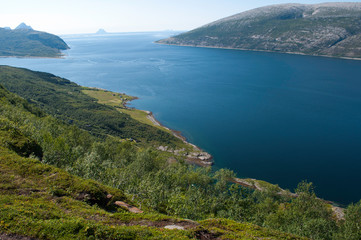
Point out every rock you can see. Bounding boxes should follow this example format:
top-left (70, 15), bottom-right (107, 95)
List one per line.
top-left (157, 146), bottom-right (168, 151)
top-left (332, 206), bottom-right (345, 221)
top-left (115, 201), bottom-right (143, 213)
top-left (164, 225), bottom-right (185, 230)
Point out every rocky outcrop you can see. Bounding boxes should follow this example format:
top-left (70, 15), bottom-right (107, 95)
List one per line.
top-left (158, 3), bottom-right (361, 59)
top-left (144, 110), bottom-right (213, 166)
top-left (114, 201), bottom-right (143, 213)
top-left (157, 145), bottom-right (213, 166)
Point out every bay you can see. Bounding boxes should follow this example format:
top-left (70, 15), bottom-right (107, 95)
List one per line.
top-left (1, 32), bottom-right (361, 205)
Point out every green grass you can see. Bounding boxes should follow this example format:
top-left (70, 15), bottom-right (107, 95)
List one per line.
top-left (82, 88), bottom-right (173, 134)
top-left (0, 66), bottom-right (182, 147)
top-left (0, 146), bottom-right (306, 239)
top-left (0, 146), bottom-right (192, 239)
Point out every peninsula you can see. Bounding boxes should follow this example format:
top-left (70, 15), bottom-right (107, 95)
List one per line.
top-left (0, 23), bottom-right (69, 57)
top-left (157, 3), bottom-right (361, 59)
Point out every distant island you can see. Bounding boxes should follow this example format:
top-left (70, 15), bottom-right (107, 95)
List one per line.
top-left (96, 28), bottom-right (107, 34)
top-left (157, 3), bottom-right (361, 59)
top-left (0, 23), bottom-right (69, 57)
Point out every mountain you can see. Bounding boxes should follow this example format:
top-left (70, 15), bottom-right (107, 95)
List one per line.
top-left (0, 25), bottom-right (69, 57)
top-left (15, 22), bottom-right (33, 30)
top-left (158, 3), bottom-right (361, 59)
top-left (96, 28), bottom-right (107, 34)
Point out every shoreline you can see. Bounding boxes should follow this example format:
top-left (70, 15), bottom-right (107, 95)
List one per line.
top-left (119, 94), bottom-right (213, 166)
top-left (82, 87), bottom-right (213, 166)
top-left (140, 109), bottom-right (214, 166)
top-left (142, 105), bottom-right (345, 217)
top-left (155, 42), bottom-right (361, 61)
top-left (0, 55), bottom-right (65, 59)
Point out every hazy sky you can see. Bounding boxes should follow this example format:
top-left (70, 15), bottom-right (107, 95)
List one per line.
top-left (1, 0), bottom-right (360, 34)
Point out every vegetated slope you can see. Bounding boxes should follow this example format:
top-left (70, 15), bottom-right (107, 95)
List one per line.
top-left (0, 83), bottom-right (305, 239)
top-left (0, 27), bottom-right (69, 57)
top-left (0, 66), bottom-right (181, 146)
top-left (1, 67), bottom-right (361, 239)
top-left (158, 3), bottom-right (361, 59)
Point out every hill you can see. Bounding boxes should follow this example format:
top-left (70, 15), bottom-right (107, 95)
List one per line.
top-left (0, 67), bottom-right (306, 239)
top-left (0, 25), bottom-right (69, 57)
top-left (157, 3), bottom-right (361, 59)
top-left (1, 66), bottom-right (361, 239)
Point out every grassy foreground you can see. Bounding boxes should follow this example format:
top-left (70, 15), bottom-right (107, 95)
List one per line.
top-left (0, 146), bottom-right (303, 239)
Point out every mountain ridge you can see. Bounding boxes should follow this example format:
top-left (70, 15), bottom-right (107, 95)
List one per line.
top-left (0, 26), bottom-right (69, 57)
top-left (157, 2), bottom-right (361, 59)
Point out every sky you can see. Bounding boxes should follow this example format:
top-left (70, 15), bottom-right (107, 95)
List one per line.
top-left (0, 0), bottom-right (360, 34)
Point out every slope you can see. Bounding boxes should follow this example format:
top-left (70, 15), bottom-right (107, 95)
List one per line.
top-left (0, 28), bottom-right (69, 57)
top-left (0, 83), bottom-right (305, 240)
top-left (157, 3), bottom-right (361, 59)
top-left (0, 65), bottom-right (182, 147)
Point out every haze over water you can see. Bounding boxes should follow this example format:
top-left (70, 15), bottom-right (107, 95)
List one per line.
top-left (1, 32), bottom-right (361, 204)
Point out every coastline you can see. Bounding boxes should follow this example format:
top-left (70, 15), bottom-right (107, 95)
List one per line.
top-left (155, 42), bottom-right (361, 61)
top-left (140, 110), bottom-right (213, 166)
top-left (143, 105), bottom-right (346, 218)
top-left (82, 87), bottom-right (213, 167)
top-left (0, 54), bottom-right (65, 59)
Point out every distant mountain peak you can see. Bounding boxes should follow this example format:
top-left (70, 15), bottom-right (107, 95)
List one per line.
top-left (15, 22), bottom-right (33, 30)
top-left (96, 28), bottom-right (107, 34)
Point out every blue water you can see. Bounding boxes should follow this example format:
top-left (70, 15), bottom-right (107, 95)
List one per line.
top-left (1, 32), bottom-right (361, 205)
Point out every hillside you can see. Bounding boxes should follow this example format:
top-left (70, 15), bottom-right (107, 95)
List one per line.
top-left (0, 66), bottom-right (181, 147)
top-left (0, 25), bottom-right (69, 57)
top-left (157, 3), bottom-right (361, 59)
top-left (1, 66), bottom-right (361, 239)
top-left (0, 68), bottom-right (305, 239)
top-left (0, 130), bottom-right (302, 240)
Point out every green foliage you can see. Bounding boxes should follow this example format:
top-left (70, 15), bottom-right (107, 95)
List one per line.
top-left (0, 28), bottom-right (69, 57)
top-left (335, 201), bottom-right (361, 240)
top-left (0, 66), bottom-right (182, 147)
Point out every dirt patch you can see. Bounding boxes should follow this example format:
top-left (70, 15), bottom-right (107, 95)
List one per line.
top-left (194, 229), bottom-right (221, 240)
top-left (0, 233), bottom-right (37, 240)
top-left (128, 219), bottom-right (198, 229)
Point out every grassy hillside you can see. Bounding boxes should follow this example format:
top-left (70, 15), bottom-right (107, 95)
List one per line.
top-left (0, 28), bottom-right (69, 57)
top-left (1, 66), bottom-right (361, 239)
top-left (0, 66), bottom-right (182, 147)
top-left (0, 83), bottom-right (305, 239)
top-left (158, 3), bottom-right (361, 59)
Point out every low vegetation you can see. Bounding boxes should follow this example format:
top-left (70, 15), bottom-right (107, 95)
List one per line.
top-left (1, 66), bottom-right (361, 239)
top-left (0, 66), bottom-right (182, 147)
top-left (158, 3), bottom-right (361, 59)
top-left (0, 28), bottom-right (69, 57)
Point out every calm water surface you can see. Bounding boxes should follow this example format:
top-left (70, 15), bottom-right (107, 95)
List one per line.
top-left (1, 32), bottom-right (361, 204)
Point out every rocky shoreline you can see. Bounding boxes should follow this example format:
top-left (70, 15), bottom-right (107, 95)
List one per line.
top-left (156, 42), bottom-right (361, 61)
top-left (143, 110), bottom-right (213, 166)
